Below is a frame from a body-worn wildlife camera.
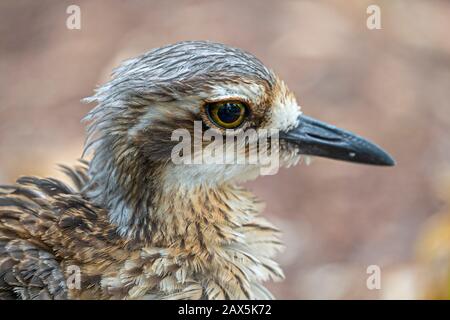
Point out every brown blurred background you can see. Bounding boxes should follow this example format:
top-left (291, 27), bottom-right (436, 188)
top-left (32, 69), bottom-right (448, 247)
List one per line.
top-left (1, 0), bottom-right (450, 299)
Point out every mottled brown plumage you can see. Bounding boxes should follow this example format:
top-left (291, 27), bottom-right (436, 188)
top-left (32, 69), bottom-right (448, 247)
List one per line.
top-left (0, 41), bottom-right (394, 300)
top-left (0, 160), bottom-right (283, 299)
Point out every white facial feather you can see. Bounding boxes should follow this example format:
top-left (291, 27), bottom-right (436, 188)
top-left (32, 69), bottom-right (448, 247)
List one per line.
top-left (264, 80), bottom-right (302, 132)
top-left (206, 82), bottom-right (266, 105)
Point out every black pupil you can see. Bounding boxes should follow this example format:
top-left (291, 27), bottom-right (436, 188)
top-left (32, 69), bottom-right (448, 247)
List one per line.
top-left (217, 103), bottom-right (242, 123)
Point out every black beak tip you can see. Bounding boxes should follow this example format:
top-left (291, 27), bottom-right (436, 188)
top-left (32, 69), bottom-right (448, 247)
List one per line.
top-left (343, 139), bottom-right (396, 166)
top-left (369, 149), bottom-right (396, 166)
top-left (330, 143), bottom-right (396, 167)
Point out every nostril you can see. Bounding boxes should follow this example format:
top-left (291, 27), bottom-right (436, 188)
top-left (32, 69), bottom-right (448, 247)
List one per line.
top-left (305, 132), bottom-right (341, 142)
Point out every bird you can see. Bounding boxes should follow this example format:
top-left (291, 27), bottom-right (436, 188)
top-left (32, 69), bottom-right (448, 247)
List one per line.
top-left (0, 41), bottom-right (395, 300)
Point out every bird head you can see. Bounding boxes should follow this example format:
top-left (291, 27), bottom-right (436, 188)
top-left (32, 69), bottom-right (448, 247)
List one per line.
top-left (83, 41), bottom-right (394, 235)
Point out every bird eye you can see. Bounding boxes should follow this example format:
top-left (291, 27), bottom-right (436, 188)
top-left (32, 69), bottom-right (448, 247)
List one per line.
top-left (205, 101), bottom-right (248, 129)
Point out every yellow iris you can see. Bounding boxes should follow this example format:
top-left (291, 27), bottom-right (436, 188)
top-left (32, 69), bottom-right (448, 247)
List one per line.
top-left (206, 101), bottom-right (247, 129)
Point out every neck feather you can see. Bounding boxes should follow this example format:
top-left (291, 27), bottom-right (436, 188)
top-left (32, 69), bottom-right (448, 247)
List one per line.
top-left (84, 139), bottom-right (263, 246)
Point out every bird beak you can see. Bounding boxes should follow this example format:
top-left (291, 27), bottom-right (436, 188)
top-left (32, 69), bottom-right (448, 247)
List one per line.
top-left (280, 115), bottom-right (395, 166)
